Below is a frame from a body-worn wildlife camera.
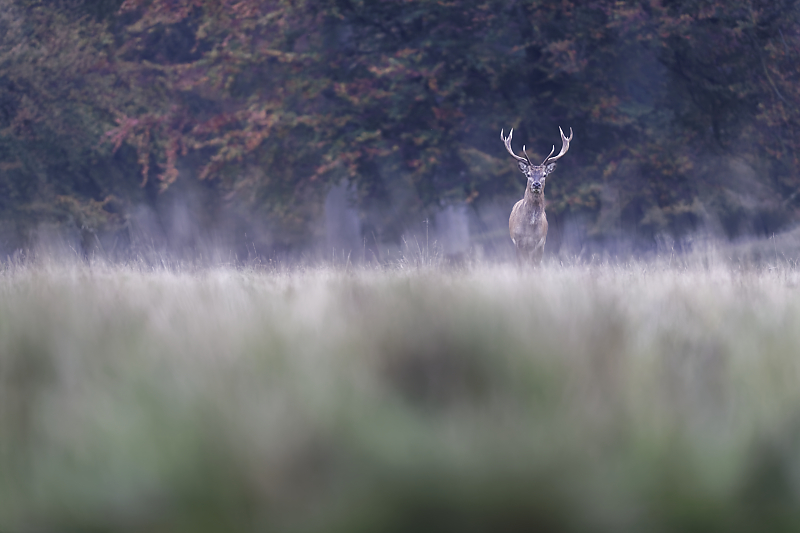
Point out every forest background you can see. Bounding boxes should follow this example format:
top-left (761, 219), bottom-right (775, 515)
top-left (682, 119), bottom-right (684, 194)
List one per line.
top-left (1, 0), bottom-right (799, 261)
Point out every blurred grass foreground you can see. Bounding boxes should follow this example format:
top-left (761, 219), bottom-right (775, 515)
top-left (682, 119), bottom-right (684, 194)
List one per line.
top-left (3, 259), bottom-right (800, 532)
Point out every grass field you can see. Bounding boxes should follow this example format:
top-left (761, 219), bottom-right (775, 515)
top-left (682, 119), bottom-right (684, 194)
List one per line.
top-left (2, 254), bottom-right (800, 532)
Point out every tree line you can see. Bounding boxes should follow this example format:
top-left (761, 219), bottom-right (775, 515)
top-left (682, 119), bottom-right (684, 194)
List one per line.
top-left (1, 0), bottom-right (798, 257)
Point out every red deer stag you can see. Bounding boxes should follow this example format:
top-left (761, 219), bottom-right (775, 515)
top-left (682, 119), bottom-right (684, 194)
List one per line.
top-left (501, 127), bottom-right (572, 265)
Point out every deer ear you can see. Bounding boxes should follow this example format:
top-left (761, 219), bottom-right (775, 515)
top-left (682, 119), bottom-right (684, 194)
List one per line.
top-left (544, 163), bottom-right (557, 175)
top-left (518, 161), bottom-right (529, 172)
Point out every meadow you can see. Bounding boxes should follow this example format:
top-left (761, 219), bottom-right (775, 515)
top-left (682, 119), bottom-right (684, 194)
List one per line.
top-left (2, 253), bottom-right (800, 532)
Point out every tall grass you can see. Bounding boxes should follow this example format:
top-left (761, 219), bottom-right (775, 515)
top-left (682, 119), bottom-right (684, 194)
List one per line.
top-left (2, 256), bottom-right (800, 532)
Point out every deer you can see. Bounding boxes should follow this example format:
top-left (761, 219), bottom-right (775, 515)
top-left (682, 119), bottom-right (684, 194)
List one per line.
top-left (501, 126), bottom-right (572, 265)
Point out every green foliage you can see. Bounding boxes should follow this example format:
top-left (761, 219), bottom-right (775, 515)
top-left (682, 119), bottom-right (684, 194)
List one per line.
top-left (3, 261), bottom-right (800, 531)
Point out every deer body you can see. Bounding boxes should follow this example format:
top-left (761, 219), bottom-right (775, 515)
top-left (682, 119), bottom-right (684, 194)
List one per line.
top-left (501, 127), bottom-right (572, 265)
top-left (510, 186), bottom-right (548, 264)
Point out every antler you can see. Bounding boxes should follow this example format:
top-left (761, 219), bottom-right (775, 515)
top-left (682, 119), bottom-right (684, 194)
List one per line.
top-left (501, 129), bottom-right (532, 165)
top-left (542, 127), bottom-right (573, 165)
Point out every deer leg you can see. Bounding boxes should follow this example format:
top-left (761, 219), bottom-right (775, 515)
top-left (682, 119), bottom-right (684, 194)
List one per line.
top-left (532, 246), bottom-right (544, 266)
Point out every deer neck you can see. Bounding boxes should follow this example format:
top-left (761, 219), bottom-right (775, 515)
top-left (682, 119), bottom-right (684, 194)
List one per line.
top-left (523, 188), bottom-right (546, 216)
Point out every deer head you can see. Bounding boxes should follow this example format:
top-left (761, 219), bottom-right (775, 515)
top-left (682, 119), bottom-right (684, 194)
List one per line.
top-left (501, 127), bottom-right (572, 195)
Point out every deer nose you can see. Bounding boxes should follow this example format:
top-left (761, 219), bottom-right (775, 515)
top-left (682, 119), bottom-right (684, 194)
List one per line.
top-left (532, 181), bottom-right (541, 190)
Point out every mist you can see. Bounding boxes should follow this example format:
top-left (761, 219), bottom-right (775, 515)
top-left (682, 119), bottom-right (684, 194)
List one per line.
top-left (3, 1), bottom-right (800, 531)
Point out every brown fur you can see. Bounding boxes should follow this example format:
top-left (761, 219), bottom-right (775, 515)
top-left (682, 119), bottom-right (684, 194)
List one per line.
top-left (510, 185), bottom-right (548, 265)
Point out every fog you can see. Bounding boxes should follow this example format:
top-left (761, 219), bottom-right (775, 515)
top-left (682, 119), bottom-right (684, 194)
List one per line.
top-left (3, 1), bottom-right (800, 530)
top-left (18, 164), bottom-right (799, 271)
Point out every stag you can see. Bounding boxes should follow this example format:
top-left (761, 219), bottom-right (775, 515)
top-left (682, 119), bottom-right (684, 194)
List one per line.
top-left (501, 126), bottom-right (572, 265)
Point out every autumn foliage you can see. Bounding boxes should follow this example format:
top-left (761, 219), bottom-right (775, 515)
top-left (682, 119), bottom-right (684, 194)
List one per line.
top-left (1, 0), bottom-right (799, 254)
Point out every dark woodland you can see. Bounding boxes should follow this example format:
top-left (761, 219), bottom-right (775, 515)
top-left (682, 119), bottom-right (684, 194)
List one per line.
top-left (1, 0), bottom-right (799, 258)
